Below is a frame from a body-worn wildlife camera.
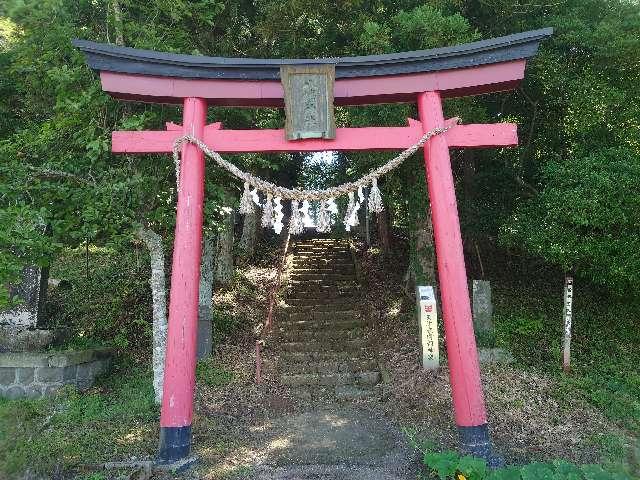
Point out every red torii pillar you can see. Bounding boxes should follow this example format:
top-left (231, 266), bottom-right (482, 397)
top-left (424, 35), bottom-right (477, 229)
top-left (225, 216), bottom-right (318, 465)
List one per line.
top-left (74, 30), bottom-right (554, 464)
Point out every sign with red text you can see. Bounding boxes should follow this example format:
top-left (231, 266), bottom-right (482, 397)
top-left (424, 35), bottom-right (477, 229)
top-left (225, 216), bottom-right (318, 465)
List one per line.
top-left (417, 285), bottom-right (439, 370)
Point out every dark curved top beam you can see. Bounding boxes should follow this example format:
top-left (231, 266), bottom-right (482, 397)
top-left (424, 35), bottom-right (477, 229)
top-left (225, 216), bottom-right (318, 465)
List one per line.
top-left (73, 28), bottom-right (552, 81)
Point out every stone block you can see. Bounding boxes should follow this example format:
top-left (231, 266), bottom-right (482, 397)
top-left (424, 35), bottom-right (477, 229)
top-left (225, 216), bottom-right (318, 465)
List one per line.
top-left (36, 366), bottom-right (63, 383)
top-left (0, 327), bottom-right (54, 353)
top-left (197, 319), bottom-right (212, 360)
top-left (43, 383), bottom-right (62, 396)
top-left (4, 385), bottom-right (25, 400)
top-left (63, 365), bottom-right (77, 382)
top-left (472, 280), bottom-right (495, 341)
top-left (76, 362), bottom-right (92, 379)
top-left (91, 359), bottom-right (109, 376)
top-left (0, 352), bottom-right (50, 368)
top-left (0, 367), bottom-right (16, 385)
top-left (76, 377), bottom-right (93, 391)
top-left (16, 367), bottom-right (34, 384)
top-left (478, 347), bottom-right (514, 364)
top-left (24, 385), bottom-right (43, 399)
top-left (47, 348), bottom-right (114, 367)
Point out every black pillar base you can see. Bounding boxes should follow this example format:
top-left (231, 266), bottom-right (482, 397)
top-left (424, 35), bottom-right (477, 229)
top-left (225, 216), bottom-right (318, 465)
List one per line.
top-left (158, 425), bottom-right (193, 468)
top-left (458, 424), bottom-right (504, 468)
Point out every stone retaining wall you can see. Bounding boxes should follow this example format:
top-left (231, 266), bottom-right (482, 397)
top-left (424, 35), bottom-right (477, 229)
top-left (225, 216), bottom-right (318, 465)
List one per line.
top-left (0, 348), bottom-right (113, 399)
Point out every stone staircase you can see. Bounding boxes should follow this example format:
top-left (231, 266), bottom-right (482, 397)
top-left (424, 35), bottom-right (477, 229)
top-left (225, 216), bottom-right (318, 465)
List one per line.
top-left (274, 238), bottom-right (381, 401)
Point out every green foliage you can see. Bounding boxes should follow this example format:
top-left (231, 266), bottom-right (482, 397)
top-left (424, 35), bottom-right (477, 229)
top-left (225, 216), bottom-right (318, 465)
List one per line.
top-left (490, 269), bottom-right (640, 435)
top-left (196, 358), bottom-right (234, 387)
top-left (500, 148), bottom-right (640, 293)
top-left (47, 246), bottom-right (153, 351)
top-left (420, 450), bottom-right (632, 480)
top-left (0, 364), bottom-right (158, 477)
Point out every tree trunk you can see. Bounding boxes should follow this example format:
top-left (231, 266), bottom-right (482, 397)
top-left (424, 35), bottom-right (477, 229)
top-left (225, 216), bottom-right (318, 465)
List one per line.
top-left (413, 211), bottom-right (437, 286)
top-left (136, 227), bottom-right (167, 404)
top-left (239, 212), bottom-right (257, 259)
top-left (377, 209), bottom-right (391, 257)
top-left (197, 234), bottom-right (215, 359)
top-left (215, 210), bottom-right (234, 285)
top-left (111, 0), bottom-right (124, 46)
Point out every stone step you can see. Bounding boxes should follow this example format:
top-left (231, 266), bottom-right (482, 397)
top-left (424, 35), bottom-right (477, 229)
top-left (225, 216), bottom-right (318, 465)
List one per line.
top-left (278, 328), bottom-right (364, 343)
top-left (293, 242), bottom-right (348, 247)
top-left (290, 273), bottom-right (355, 282)
top-left (279, 351), bottom-right (370, 363)
top-left (286, 284), bottom-right (358, 295)
top-left (284, 289), bottom-right (354, 300)
top-left (285, 297), bottom-right (354, 307)
top-left (282, 304), bottom-right (356, 314)
top-left (278, 358), bottom-right (378, 375)
top-left (289, 280), bottom-right (358, 288)
top-left (294, 253), bottom-right (351, 260)
top-left (292, 263), bottom-right (354, 271)
top-left (280, 338), bottom-right (368, 353)
top-left (281, 371), bottom-right (381, 387)
top-left (277, 318), bottom-right (365, 331)
top-left (285, 310), bottom-right (361, 321)
top-left (290, 267), bottom-right (355, 274)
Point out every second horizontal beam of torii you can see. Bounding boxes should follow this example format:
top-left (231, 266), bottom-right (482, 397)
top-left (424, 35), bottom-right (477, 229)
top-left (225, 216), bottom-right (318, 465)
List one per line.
top-left (112, 117), bottom-right (517, 154)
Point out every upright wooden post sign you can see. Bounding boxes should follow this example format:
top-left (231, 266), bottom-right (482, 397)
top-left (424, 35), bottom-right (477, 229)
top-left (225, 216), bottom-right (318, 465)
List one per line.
top-left (74, 27), bottom-right (552, 467)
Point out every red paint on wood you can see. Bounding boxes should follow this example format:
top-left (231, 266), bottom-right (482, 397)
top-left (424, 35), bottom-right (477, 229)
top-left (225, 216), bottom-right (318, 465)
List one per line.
top-left (100, 60), bottom-right (526, 107)
top-left (418, 91), bottom-right (487, 427)
top-left (160, 97), bottom-right (207, 428)
top-left (112, 120), bottom-right (517, 154)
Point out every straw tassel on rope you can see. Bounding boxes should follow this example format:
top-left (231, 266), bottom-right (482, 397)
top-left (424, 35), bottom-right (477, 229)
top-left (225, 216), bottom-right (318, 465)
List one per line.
top-left (239, 182), bottom-right (255, 214)
top-left (261, 193), bottom-right (274, 228)
top-left (368, 178), bottom-right (384, 213)
top-left (289, 200), bottom-right (304, 235)
top-left (171, 121), bottom-right (457, 235)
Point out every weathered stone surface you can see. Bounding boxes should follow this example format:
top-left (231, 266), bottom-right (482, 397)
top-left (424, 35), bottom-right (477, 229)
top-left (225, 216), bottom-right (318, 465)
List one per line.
top-left (0, 326), bottom-right (54, 353)
top-left (48, 349), bottom-right (94, 367)
top-left (0, 352), bottom-right (50, 368)
top-left (44, 383), bottom-right (62, 396)
top-left (0, 367), bottom-right (16, 385)
top-left (4, 385), bottom-right (25, 400)
top-left (63, 365), bottom-right (77, 382)
top-left (36, 366), bottom-right (63, 383)
top-left (24, 385), bottom-right (43, 399)
top-left (0, 349), bottom-right (114, 398)
top-left (0, 265), bottom-right (48, 330)
top-left (76, 362), bottom-right (92, 379)
top-left (16, 367), bottom-right (34, 384)
top-left (478, 347), bottom-right (514, 364)
top-left (472, 280), bottom-right (494, 340)
top-left (48, 347), bottom-right (114, 367)
top-left (197, 319), bottom-right (212, 360)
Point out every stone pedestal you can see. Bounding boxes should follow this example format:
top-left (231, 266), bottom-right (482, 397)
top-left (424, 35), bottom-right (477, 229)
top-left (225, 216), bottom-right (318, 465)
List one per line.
top-left (0, 348), bottom-right (114, 399)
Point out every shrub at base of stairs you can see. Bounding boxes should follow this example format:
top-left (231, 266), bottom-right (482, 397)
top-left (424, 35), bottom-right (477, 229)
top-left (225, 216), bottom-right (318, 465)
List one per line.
top-left (420, 450), bottom-right (633, 480)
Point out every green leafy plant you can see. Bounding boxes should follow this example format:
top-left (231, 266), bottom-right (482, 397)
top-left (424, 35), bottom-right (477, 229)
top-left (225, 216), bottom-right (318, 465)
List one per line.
top-left (420, 450), bottom-right (632, 480)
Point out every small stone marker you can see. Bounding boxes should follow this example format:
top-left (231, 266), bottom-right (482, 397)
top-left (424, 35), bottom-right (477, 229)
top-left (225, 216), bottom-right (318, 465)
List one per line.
top-left (472, 280), bottom-right (494, 341)
top-left (562, 275), bottom-right (574, 372)
top-left (0, 265), bottom-right (48, 330)
top-left (416, 285), bottom-right (439, 370)
top-left (0, 266), bottom-right (53, 353)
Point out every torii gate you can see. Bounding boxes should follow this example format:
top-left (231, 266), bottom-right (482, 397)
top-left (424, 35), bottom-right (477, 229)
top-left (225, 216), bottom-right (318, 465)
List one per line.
top-left (74, 27), bottom-right (552, 467)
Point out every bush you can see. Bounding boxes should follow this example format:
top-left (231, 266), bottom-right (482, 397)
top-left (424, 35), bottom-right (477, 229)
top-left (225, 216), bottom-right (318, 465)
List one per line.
top-left (421, 450), bottom-right (633, 480)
